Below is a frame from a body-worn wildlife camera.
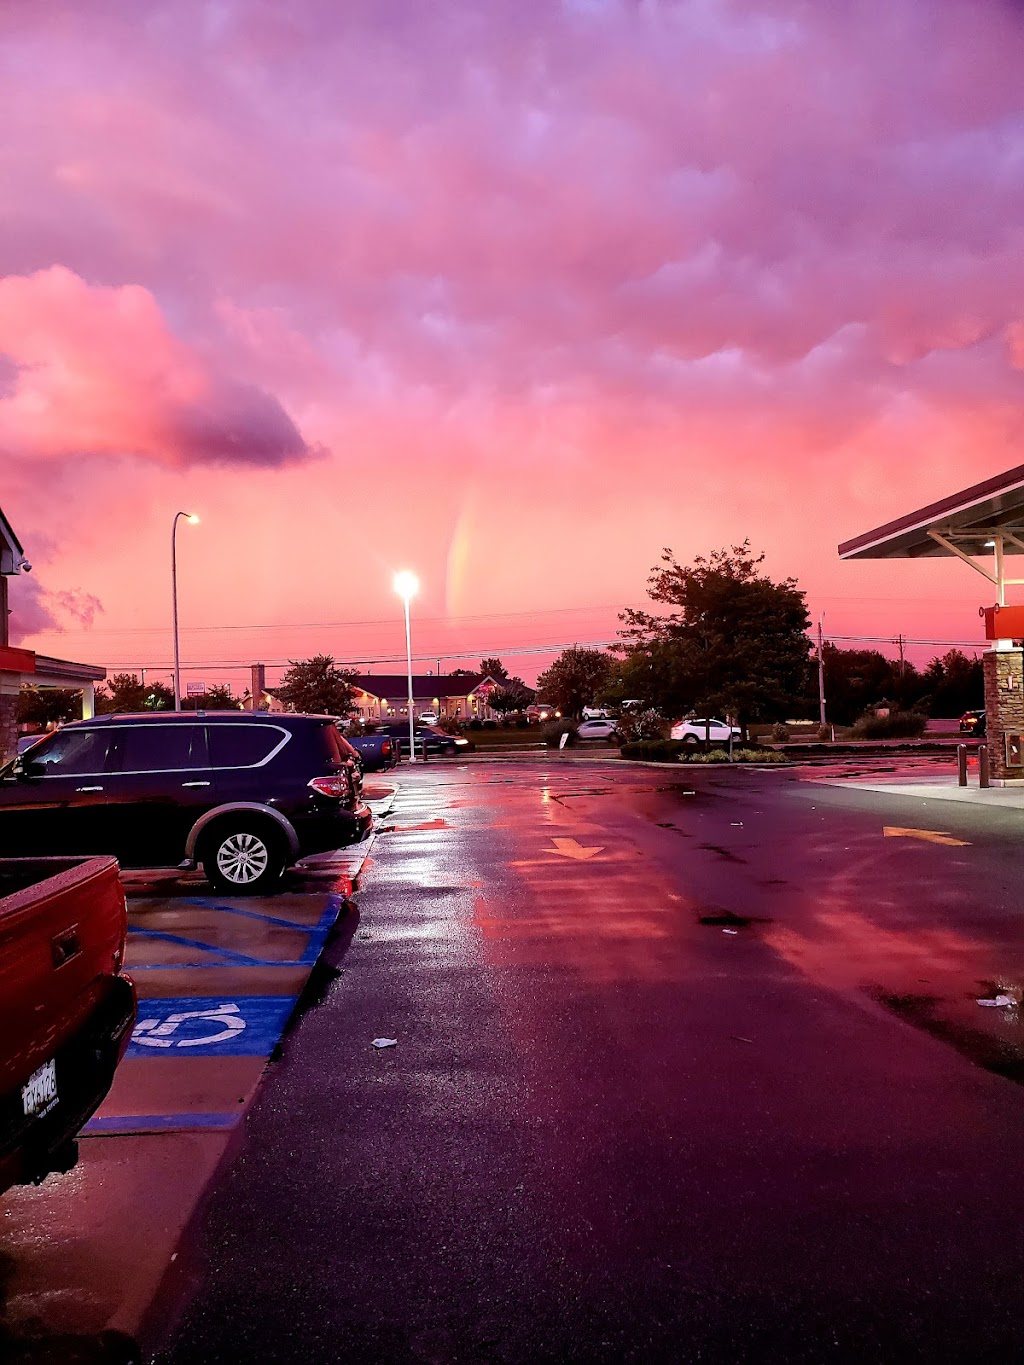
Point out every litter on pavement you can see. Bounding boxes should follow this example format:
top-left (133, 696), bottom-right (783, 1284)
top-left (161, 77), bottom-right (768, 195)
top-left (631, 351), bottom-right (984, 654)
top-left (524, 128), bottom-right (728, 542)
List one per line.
top-left (722, 928), bottom-right (739, 935)
top-left (977, 995), bottom-right (1015, 1008)
top-left (371, 1037), bottom-right (398, 1048)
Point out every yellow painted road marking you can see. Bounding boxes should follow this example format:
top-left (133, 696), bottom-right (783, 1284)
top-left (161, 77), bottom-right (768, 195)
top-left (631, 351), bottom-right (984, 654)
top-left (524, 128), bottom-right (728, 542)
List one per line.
top-left (544, 836), bottom-right (604, 861)
top-left (883, 826), bottom-right (971, 847)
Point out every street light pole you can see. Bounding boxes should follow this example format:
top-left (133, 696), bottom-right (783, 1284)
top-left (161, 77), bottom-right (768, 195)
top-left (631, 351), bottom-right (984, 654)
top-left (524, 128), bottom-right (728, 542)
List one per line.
top-left (817, 613), bottom-right (827, 728)
top-left (171, 511), bottom-right (199, 711)
top-left (393, 571), bottom-right (420, 763)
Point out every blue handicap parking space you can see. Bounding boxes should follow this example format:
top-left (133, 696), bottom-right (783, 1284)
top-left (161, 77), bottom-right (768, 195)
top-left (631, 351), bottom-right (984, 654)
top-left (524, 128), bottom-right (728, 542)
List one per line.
top-left (128, 995), bottom-right (298, 1058)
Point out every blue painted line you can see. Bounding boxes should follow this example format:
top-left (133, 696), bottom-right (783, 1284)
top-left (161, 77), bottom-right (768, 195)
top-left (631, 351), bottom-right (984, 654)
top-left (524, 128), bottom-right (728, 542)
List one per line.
top-left (128, 895), bottom-right (344, 970)
top-left (127, 994), bottom-right (297, 1057)
top-left (128, 928), bottom-right (267, 967)
top-left (83, 1111), bottom-right (239, 1135)
top-left (180, 898), bottom-right (331, 932)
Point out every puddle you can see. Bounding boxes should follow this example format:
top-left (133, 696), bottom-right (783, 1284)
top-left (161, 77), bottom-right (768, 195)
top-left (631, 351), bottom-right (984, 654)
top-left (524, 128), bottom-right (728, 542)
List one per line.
top-left (697, 842), bottom-right (748, 864)
top-left (874, 988), bottom-right (1024, 1086)
top-left (697, 910), bottom-right (772, 929)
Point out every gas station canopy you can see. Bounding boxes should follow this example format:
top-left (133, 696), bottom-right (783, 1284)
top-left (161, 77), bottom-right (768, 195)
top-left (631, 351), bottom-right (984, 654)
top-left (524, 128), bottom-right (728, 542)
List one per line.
top-left (839, 461), bottom-right (1024, 638)
top-left (838, 462), bottom-right (1024, 562)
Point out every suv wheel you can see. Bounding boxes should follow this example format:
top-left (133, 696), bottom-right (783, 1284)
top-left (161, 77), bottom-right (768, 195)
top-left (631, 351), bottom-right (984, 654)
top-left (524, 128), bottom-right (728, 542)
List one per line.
top-left (202, 822), bottom-right (286, 896)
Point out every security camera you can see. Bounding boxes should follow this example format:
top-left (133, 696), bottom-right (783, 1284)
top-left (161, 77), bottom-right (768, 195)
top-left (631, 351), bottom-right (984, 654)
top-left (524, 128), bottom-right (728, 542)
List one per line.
top-left (17, 559), bottom-right (31, 573)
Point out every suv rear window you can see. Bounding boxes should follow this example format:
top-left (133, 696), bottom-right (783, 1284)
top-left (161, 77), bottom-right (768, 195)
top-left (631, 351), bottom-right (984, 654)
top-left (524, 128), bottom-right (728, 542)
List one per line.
top-left (208, 724), bottom-right (284, 769)
top-left (114, 724), bottom-right (209, 773)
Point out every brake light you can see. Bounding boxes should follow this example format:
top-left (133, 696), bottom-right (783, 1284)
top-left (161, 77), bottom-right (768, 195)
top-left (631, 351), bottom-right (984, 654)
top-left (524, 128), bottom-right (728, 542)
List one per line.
top-left (309, 775), bottom-right (349, 799)
top-left (382, 740), bottom-right (391, 756)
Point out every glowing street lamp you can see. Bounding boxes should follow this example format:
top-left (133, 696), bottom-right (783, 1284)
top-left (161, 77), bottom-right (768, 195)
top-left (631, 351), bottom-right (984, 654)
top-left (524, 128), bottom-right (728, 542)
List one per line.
top-left (393, 570), bottom-right (420, 762)
top-left (172, 512), bottom-right (200, 711)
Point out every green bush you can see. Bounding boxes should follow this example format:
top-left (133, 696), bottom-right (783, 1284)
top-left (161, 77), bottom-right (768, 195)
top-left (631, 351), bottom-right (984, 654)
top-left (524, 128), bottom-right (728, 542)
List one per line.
top-left (851, 709), bottom-right (927, 740)
top-left (467, 718), bottom-right (483, 731)
top-left (514, 714), bottom-right (529, 729)
top-left (619, 739), bottom-right (686, 761)
top-left (482, 719), bottom-right (498, 730)
top-left (770, 722), bottom-right (789, 742)
top-left (542, 719), bottom-right (579, 748)
top-left (619, 741), bottom-right (786, 764)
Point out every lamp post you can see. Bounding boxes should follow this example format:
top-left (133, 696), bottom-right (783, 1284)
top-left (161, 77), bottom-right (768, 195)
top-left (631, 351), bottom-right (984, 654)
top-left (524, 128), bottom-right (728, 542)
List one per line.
top-left (171, 511), bottom-right (200, 711)
top-left (393, 571), bottom-right (419, 762)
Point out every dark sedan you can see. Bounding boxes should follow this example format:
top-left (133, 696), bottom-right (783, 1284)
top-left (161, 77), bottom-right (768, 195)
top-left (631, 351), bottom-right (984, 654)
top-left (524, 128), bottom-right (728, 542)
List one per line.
top-left (959, 709), bottom-right (986, 736)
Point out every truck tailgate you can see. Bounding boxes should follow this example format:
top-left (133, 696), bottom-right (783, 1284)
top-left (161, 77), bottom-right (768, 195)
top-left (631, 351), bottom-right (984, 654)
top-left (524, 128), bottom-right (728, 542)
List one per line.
top-left (0, 857), bottom-right (128, 1097)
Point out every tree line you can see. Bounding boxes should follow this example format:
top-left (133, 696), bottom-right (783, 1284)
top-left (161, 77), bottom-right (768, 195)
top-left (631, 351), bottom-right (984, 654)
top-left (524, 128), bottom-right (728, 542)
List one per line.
top-left (16, 547), bottom-right (985, 728)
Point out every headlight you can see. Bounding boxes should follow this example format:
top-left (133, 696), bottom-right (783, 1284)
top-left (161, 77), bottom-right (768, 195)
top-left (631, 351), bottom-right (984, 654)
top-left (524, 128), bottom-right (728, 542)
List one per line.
top-left (455, 738), bottom-right (469, 745)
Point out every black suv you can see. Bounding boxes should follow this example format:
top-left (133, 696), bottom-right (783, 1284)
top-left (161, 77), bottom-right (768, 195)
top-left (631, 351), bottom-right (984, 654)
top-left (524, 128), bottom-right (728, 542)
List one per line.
top-left (0, 713), bottom-right (371, 895)
top-left (372, 722), bottom-right (470, 757)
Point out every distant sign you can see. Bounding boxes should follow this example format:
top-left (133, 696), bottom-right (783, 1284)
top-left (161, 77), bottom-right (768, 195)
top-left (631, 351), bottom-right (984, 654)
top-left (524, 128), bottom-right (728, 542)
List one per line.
top-left (186, 681), bottom-right (206, 697)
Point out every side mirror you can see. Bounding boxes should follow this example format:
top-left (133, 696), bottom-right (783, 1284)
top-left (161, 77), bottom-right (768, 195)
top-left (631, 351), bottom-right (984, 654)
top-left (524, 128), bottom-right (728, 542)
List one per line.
top-left (16, 758), bottom-right (46, 780)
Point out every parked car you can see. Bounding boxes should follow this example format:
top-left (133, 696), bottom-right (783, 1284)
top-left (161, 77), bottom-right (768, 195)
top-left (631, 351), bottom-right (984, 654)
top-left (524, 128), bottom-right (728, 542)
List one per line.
top-left (417, 711), bottom-right (439, 726)
top-left (347, 732), bottom-right (400, 772)
top-left (373, 722), bottom-right (472, 757)
top-left (576, 718), bottom-right (621, 741)
top-left (0, 855), bottom-right (136, 1194)
top-left (581, 708), bottom-right (611, 720)
top-left (959, 708), bottom-right (986, 736)
top-left (0, 712), bottom-right (371, 895)
top-left (670, 718), bottom-right (742, 746)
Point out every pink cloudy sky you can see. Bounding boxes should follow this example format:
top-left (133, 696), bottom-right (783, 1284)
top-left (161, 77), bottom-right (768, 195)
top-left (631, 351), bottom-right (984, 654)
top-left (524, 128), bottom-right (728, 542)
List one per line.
top-left (4, 0), bottom-right (1024, 689)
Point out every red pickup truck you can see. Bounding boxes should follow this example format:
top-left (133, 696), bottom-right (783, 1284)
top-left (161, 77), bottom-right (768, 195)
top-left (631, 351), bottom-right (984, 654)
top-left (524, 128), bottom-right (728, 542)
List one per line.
top-left (0, 856), bottom-right (136, 1194)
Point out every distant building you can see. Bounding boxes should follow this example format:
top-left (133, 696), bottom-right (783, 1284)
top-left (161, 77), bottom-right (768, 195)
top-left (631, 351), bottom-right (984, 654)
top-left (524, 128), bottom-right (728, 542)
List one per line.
top-left (0, 505), bottom-right (106, 761)
top-left (348, 673), bottom-right (530, 722)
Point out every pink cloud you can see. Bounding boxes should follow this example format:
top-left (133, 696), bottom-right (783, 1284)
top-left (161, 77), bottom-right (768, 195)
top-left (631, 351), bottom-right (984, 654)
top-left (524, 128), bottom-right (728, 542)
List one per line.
top-left (0, 267), bottom-right (311, 468)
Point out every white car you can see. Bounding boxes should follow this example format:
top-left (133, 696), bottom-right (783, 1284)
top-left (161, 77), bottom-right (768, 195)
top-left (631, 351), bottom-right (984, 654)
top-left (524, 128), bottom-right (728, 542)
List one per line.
top-left (418, 711), bottom-right (439, 725)
top-left (576, 718), bottom-right (620, 741)
top-left (581, 707), bottom-right (611, 720)
top-left (670, 718), bottom-right (742, 745)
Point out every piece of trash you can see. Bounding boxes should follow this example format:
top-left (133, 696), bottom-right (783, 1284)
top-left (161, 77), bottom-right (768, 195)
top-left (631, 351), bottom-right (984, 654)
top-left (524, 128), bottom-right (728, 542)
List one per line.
top-left (731, 1035), bottom-right (754, 1044)
top-left (977, 996), bottom-right (1015, 1008)
top-left (730, 822), bottom-right (743, 827)
top-left (722, 928), bottom-right (739, 935)
top-left (371, 1037), bottom-right (398, 1048)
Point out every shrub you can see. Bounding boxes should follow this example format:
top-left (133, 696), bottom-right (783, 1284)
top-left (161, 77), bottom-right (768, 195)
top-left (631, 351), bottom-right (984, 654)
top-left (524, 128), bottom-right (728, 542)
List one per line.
top-left (467, 718), bottom-right (483, 730)
top-left (437, 717), bottom-right (463, 736)
top-left (851, 709), bottom-right (927, 740)
top-left (619, 739), bottom-right (685, 761)
top-left (770, 722), bottom-right (789, 742)
top-left (514, 714), bottom-right (529, 729)
top-left (615, 707), bottom-right (668, 743)
top-left (482, 719), bottom-right (498, 730)
top-left (816, 724), bottom-right (831, 742)
top-left (543, 719), bottom-right (579, 748)
top-left (619, 741), bottom-right (787, 764)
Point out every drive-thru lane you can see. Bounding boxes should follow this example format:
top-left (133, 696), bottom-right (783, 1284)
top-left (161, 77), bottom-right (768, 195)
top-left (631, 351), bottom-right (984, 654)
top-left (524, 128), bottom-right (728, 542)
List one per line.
top-left (159, 758), bottom-right (1024, 1364)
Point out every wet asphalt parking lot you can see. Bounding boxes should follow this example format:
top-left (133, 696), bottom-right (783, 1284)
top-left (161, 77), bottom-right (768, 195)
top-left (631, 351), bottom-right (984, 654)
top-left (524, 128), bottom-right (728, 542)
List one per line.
top-left (141, 756), bottom-right (1024, 1364)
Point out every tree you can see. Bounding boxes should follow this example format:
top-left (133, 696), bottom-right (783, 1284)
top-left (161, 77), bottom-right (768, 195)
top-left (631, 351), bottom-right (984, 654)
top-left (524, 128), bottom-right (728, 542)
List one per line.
top-left (276, 655), bottom-right (357, 716)
top-left (536, 648), bottom-right (613, 718)
top-left (920, 649), bottom-right (984, 718)
top-left (617, 542), bottom-right (812, 724)
top-left (448, 668), bottom-right (475, 678)
top-left (488, 681), bottom-right (532, 717)
top-left (818, 645), bottom-right (927, 724)
top-left (95, 673), bottom-right (174, 714)
top-left (479, 657), bottom-right (509, 681)
top-left (17, 687), bottom-right (83, 726)
top-left (181, 684), bottom-right (242, 711)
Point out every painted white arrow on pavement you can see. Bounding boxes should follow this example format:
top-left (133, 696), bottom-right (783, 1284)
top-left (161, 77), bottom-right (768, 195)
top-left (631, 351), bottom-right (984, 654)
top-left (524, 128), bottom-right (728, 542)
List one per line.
top-left (544, 837), bottom-right (604, 861)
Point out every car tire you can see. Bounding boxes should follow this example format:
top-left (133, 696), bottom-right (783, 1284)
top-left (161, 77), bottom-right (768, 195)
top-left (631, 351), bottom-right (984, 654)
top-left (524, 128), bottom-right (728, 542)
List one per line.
top-left (443, 742), bottom-right (457, 756)
top-left (682, 734), bottom-right (700, 750)
top-left (201, 821), bottom-right (287, 896)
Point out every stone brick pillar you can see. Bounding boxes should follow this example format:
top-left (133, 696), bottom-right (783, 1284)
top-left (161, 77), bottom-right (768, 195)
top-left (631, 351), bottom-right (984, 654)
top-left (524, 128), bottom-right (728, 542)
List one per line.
top-left (0, 688), bottom-right (18, 765)
top-left (982, 648), bottom-right (1024, 782)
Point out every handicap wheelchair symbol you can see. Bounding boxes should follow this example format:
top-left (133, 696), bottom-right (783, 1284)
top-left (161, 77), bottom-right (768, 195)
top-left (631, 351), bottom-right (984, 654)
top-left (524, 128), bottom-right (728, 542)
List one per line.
top-left (133, 1002), bottom-right (247, 1049)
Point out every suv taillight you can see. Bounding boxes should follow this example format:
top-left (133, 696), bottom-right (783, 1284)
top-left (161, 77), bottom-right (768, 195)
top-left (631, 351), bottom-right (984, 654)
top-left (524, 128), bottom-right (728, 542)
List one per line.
top-left (382, 740), bottom-right (391, 756)
top-left (309, 775), bottom-right (349, 799)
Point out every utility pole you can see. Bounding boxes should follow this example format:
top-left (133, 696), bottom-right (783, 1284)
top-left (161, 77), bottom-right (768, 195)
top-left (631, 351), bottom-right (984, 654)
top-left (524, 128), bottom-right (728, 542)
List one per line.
top-left (896, 633), bottom-right (906, 676)
top-left (817, 615), bottom-right (827, 727)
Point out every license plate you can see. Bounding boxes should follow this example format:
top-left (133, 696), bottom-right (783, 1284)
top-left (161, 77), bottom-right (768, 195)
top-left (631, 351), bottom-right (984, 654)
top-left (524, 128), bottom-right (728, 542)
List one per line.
top-left (22, 1059), bottom-right (58, 1119)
